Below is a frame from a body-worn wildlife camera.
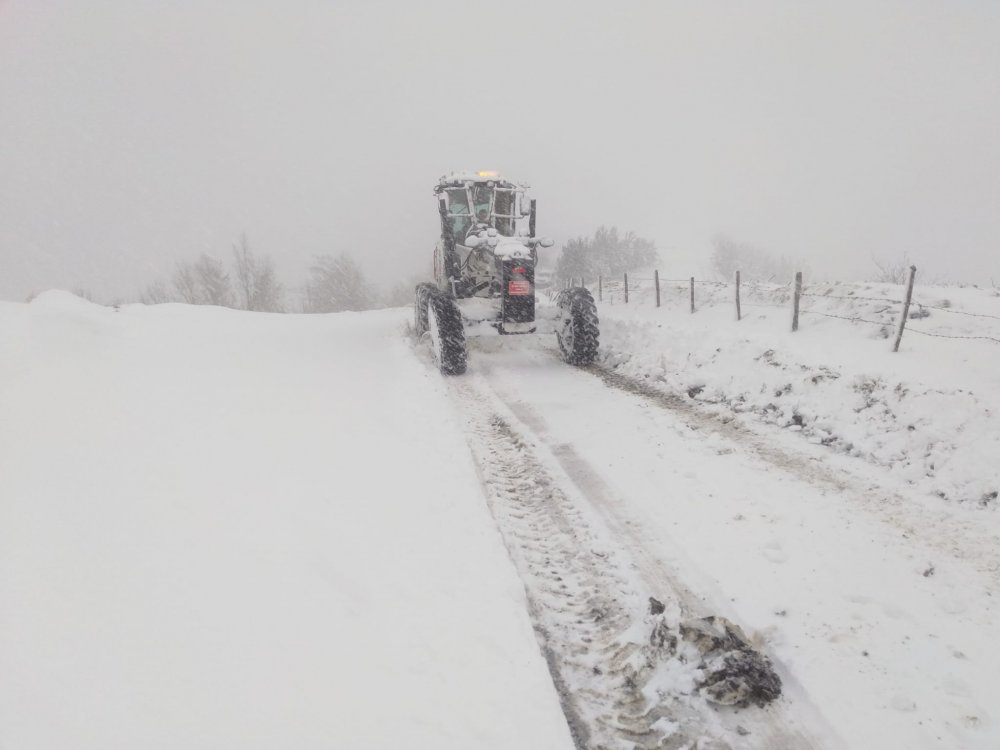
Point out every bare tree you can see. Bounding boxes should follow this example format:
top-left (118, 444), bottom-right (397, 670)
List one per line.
top-left (232, 234), bottom-right (256, 310)
top-left (173, 254), bottom-right (233, 306)
top-left (231, 235), bottom-right (285, 312)
top-left (251, 260), bottom-right (284, 312)
top-left (140, 279), bottom-right (174, 304)
top-left (710, 235), bottom-right (800, 282)
top-left (197, 255), bottom-right (232, 306)
top-left (173, 262), bottom-right (200, 304)
top-left (555, 226), bottom-right (657, 283)
top-left (303, 254), bottom-right (376, 313)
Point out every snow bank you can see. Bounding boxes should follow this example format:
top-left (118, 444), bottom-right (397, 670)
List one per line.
top-left (595, 280), bottom-right (1000, 507)
top-left (0, 292), bottom-right (573, 750)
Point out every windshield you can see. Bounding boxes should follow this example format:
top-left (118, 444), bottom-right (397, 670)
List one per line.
top-left (471, 185), bottom-right (492, 223)
top-left (444, 184), bottom-right (519, 239)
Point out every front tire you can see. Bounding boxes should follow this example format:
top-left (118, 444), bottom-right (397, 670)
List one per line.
top-left (427, 291), bottom-right (467, 375)
top-left (555, 287), bottom-right (599, 365)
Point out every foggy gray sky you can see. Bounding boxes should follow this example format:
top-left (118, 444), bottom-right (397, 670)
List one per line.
top-left (2, 0), bottom-right (998, 302)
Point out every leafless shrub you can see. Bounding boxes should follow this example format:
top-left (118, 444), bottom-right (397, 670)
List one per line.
top-left (869, 253), bottom-right (913, 285)
top-left (173, 254), bottom-right (233, 306)
top-left (555, 226), bottom-right (658, 284)
top-left (231, 235), bottom-right (285, 312)
top-left (140, 279), bottom-right (174, 305)
top-left (710, 235), bottom-right (802, 283)
top-left (303, 253), bottom-right (377, 313)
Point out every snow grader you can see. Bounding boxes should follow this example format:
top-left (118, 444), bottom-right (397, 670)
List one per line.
top-left (414, 172), bottom-right (599, 374)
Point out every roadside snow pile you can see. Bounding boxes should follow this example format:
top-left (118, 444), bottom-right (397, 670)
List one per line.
top-left (0, 291), bottom-right (574, 750)
top-left (596, 280), bottom-right (1000, 506)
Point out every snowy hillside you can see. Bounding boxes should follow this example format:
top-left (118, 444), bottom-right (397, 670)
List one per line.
top-left (0, 292), bottom-right (573, 750)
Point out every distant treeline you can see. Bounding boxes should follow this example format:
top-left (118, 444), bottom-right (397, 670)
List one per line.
top-left (133, 235), bottom-right (416, 313)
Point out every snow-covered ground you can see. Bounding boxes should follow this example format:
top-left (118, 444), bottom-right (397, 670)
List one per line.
top-left (596, 278), bottom-right (1000, 507)
top-left (0, 292), bottom-right (573, 750)
top-left (584, 279), bottom-right (1000, 748)
top-left (3, 287), bottom-right (1000, 750)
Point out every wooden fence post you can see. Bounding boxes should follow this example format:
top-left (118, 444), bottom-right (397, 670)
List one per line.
top-left (690, 277), bottom-right (695, 313)
top-left (598, 275), bottom-right (603, 302)
top-left (654, 270), bottom-right (661, 308)
top-left (893, 265), bottom-right (917, 353)
top-left (735, 271), bottom-right (741, 321)
top-left (624, 272), bottom-right (629, 304)
top-left (791, 271), bottom-right (803, 332)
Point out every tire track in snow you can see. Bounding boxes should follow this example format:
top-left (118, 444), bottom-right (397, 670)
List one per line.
top-left (449, 374), bottom-right (823, 750)
top-left (580, 363), bottom-right (1000, 588)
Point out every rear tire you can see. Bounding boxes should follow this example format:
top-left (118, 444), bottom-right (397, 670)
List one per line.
top-left (427, 291), bottom-right (467, 375)
top-left (555, 287), bottom-right (599, 365)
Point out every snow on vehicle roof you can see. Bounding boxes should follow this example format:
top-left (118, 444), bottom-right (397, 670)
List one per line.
top-left (435, 171), bottom-right (528, 191)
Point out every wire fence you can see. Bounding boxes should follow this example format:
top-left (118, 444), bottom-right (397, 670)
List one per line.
top-left (557, 268), bottom-right (1000, 350)
top-left (912, 302), bottom-right (1000, 321)
top-left (801, 293), bottom-right (904, 304)
top-left (799, 310), bottom-right (891, 327)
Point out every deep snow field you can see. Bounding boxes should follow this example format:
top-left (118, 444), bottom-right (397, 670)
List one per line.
top-left (0, 292), bottom-right (573, 750)
top-left (3, 286), bottom-right (1000, 750)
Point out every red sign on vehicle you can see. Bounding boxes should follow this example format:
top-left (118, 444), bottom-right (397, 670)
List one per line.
top-left (508, 280), bottom-right (530, 296)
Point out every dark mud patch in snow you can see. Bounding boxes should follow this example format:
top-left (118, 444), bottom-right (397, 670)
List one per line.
top-left (646, 615), bottom-right (782, 709)
top-left (678, 617), bottom-right (782, 708)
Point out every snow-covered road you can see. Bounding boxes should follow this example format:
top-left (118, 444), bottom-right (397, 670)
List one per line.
top-left (448, 335), bottom-right (999, 750)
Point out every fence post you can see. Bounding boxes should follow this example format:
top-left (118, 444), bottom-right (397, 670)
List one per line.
top-left (654, 270), bottom-right (661, 308)
top-left (598, 275), bottom-right (603, 302)
top-left (624, 272), bottom-right (629, 304)
top-left (690, 277), bottom-right (695, 313)
top-left (791, 271), bottom-right (803, 332)
top-left (735, 271), bottom-right (741, 321)
top-left (892, 265), bottom-right (917, 353)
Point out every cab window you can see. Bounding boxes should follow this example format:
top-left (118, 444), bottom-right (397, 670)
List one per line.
top-left (493, 190), bottom-right (514, 235)
top-left (446, 189), bottom-right (471, 238)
